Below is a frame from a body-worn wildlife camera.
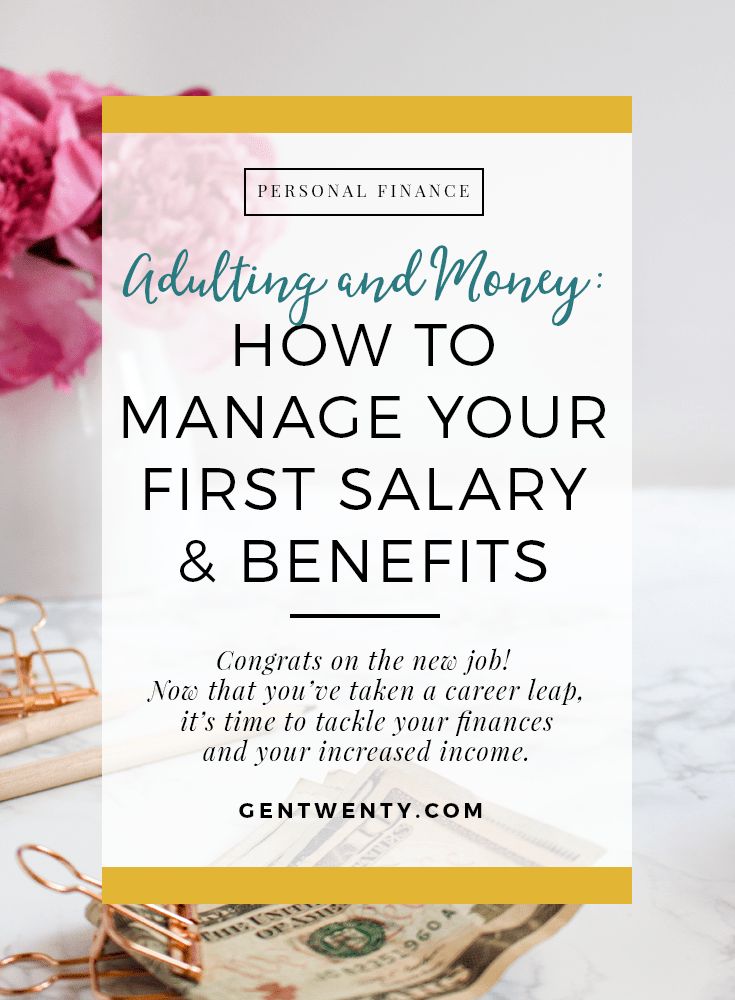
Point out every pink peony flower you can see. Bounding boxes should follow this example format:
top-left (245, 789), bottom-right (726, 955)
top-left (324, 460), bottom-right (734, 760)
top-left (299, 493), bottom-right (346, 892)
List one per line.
top-left (0, 122), bottom-right (54, 275)
top-left (105, 130), bottom-right (277, 289)
top-left (0, 253), bottom-right (100, 392)
top-left (0, 68), bottom-right (211, 393)
top-left (104, 131), bottom-right (277, 357)
top-left (0, 68), bottom-right (115, 277)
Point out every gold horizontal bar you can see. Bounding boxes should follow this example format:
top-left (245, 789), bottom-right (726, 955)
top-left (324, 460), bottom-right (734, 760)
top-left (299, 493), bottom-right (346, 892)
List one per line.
top-left (102, 96), bottom-right (632, 134)
top-left (102, 866), bottom-right (632, 904)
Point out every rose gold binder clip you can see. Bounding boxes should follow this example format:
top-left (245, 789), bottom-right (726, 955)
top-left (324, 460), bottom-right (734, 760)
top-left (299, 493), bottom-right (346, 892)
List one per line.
top-left (0, 845), bottom-right (202, 999)
top-left (0, 596), bottom-right (98, 720)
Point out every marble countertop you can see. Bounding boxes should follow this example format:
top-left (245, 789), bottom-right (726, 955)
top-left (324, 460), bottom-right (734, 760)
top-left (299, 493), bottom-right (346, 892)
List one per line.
top-left (1, 489), bottom-right (733, 998)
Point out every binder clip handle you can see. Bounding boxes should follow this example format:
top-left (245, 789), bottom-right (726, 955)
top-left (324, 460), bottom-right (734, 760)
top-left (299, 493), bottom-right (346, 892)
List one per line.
top-left (16, 845), bottom-right (101, 901)
top-left (0, 952), bottom-right (88, 995)
top-left (0, 595), bottom-right (47, 633)
top-left (0, 950), bottom-right (149, 999)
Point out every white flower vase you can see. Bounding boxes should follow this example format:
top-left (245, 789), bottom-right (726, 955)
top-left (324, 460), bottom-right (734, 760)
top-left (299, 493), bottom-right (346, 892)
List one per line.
top-left (0, 350), bottom-right (101, 598)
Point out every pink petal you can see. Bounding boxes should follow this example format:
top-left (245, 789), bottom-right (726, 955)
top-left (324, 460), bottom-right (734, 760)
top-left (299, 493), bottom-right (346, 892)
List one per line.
top-left (0, 68), bottom-right (52, 120)
top-left (75, 195), bottom-right (101, 228)
top-left (45, 71), bottom-right (121, 106)
top-left (39, 137), bottom-right (101, 239)
top-left (43, 99), bottom-right (80, 145)
top-left (55, 226), bottom-right (102, 276)
top-left (0, 254), bottom-right (100, 393)
top-left (0, 321), bottom-right (62, 390)
top-left (75, 101), bottom-right (103, 139)
top-left (0, 93), bottom-right (41, 139)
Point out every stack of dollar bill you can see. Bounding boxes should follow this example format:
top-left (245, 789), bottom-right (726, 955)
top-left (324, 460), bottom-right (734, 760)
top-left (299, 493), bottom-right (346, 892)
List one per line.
top-left (88, 765), bottom-right (601, 999)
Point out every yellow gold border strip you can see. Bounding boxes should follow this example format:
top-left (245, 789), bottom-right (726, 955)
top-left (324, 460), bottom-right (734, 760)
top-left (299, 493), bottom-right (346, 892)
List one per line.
top-left (102, 866), bottom-right (632, 904)
top-left (102, 96), bottom-right (632, 134)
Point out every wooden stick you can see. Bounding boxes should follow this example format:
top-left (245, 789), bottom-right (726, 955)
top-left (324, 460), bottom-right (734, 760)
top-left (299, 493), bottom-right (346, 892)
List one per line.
top-left (0, 746), bottom-right (101, 801)
top-left (0, 705), bottom-right (303, 802)
top-left (0, 697), bottom-right (101, 756)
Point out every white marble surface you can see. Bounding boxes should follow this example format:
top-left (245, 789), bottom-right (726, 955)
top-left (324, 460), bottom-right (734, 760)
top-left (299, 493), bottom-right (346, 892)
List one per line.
top-left (1, 489), bottom-right (733, 998)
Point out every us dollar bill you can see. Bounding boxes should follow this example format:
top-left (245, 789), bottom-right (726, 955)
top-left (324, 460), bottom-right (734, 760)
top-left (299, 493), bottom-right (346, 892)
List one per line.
top-left (90, 765), bottom-right (592, 998)
top-left (89, 900), bottom-right (578, 1000)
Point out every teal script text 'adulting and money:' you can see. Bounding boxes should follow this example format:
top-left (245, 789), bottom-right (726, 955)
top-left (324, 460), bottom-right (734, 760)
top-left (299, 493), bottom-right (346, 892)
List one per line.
top-left (121, 245), bottom-right (595, 327)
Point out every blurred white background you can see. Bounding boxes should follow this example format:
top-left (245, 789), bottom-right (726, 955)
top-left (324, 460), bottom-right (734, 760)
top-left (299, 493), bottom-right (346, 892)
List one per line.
top-left (1, 0), bottom-right (733, 485)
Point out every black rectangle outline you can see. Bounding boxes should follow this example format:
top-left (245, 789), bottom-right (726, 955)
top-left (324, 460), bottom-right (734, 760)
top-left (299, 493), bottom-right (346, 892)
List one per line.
top-left (243, 167), bottom-right (485, 218)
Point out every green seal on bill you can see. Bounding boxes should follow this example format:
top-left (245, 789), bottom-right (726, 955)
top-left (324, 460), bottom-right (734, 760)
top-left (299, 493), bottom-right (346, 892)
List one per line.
top-left (307, 918), bottom-right (387, 958)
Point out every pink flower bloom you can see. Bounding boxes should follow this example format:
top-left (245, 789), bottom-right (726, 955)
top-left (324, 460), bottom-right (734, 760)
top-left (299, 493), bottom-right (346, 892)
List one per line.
top-left (104, 131), bottom-right (278, 344)
top-left (0, 253), bottom-right (100, 393)
top-left (0, 68), bottom-right (211, 393)
top-left (0, 68), bottom-right (114, 276)
top-left (0, 120), bottom-right (53, 274)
